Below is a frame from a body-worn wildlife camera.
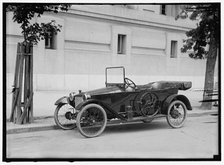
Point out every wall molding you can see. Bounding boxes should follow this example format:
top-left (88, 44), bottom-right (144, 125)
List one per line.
top-left (64, 6), bottom-right (196, 32)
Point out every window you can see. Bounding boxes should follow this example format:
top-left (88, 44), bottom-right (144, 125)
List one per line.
top-left (45, 31), bottom-right (56, 49)
top-left (170, 40), bottom-right (177, 58)
top-left (161, 5), bottom-right (166, 15)
top-left (117, 34), bottom-right (126, 54)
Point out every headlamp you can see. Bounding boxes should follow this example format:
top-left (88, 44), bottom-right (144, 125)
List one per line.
top-left (83, 93), bottom-right (91, 100)
top-left (69, 92), bottom-right (76, 101)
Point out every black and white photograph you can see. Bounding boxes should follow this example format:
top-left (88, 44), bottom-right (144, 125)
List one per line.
top-left (2, 1), bottom-right (221, 161)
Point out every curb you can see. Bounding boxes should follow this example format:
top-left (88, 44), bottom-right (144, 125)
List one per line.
top-left (7, 125), bottom-right (60, 134)
top-left (188, 109), bottom-right (218, 117)
top-left (7, 109), bottom-right (218, 134)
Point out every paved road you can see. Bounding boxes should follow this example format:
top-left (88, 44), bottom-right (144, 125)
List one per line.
top-left (6, 114), bottom-right (219, 159)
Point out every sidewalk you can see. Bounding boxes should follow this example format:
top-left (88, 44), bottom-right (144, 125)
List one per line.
top-left (6, 107), bottom-right (218, 134)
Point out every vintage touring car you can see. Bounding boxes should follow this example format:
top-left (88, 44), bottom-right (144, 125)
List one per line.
top-left (54, 66), bottom-right (192, 138)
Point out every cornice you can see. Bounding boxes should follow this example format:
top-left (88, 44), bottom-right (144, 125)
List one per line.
top-left (65, 5), bottom-right (196, 32)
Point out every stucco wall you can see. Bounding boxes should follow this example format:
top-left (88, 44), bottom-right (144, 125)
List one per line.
top-left (6, 5), bottom-right (212, 93)
top-left (6, 5), bottom-right (220, 118)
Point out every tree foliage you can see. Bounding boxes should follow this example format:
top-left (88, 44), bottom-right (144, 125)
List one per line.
top-left (6, 4), bottom-right (70, 44)
top-left (178, 4), bottom-right (220, 59)
top-left (177, 3), bottom-right (220, 109)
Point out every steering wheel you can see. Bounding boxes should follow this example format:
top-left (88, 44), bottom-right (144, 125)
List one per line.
top-left (124, 78), bottom-right (137, 90)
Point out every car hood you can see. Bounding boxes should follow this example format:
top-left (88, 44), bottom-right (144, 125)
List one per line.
top-left (83, 86), bottom-right (122, 96)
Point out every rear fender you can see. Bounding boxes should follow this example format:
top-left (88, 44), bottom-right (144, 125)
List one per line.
top-left (162, 94), bottom-right (192, 114)
top-left (55, 96), bottom-right (69, 105)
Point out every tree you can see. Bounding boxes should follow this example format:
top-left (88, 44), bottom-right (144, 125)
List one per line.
top-left (6, 4), bottom-right (70, 44)
top-left (6, 3), bottom-right (70, 123)
top-left (178, 4), bottom-right (220, 110)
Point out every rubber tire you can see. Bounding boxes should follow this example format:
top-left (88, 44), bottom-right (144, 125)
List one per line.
top-left (54, 104), bottom-right (77, 130)
top-left (76, 104), bottom-right (107, 138)
top-left (166, 100), bottom-right (187, 128)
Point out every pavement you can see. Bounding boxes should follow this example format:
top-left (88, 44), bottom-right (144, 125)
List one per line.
top-left (6, 107), bottom-right (218, 134)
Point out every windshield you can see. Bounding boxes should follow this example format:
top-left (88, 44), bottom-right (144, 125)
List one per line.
top-left (105, 66), bottom-right (125, 86)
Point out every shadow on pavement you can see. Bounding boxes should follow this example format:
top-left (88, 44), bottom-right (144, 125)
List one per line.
top-left (104, 120), bottom-right (170, 134)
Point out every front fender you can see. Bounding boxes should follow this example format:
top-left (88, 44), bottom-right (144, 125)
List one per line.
top-left (162, 94), bottom-right (192, 114)
top-left (55, 96), bottom-right (69, 105)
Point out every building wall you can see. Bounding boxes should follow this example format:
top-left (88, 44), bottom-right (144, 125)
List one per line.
top-left (7, 5), bottom-right (212, 93)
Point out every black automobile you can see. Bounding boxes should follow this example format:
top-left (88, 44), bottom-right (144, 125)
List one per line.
top-left (54, 66), bottom-right (192, 138)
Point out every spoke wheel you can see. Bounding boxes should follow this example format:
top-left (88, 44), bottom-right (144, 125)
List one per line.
top-left (76, 104), bottom-right (107, 138)
top-left (54, 104), bottom-right (77, 130)
top-left (166, 100), bottom-right (187, 128)
top-left (139, 92), bottom-right (158, 116)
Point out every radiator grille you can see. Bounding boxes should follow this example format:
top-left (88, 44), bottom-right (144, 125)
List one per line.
top-left (75, 96), bottom-right (83, 106)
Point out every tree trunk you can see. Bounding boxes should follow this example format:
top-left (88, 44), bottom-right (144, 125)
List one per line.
top-left (10, 42), bottom-right (34, 124)
top-left (200, 37), bottom-right (218, 110)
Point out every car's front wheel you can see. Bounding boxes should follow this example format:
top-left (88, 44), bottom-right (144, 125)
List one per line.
top-left (54, 104), bottom-right (77, 130)
top-left (76, 104), bottom-right (107, 138)
top-left (166, 100), bottom-right (187, 128)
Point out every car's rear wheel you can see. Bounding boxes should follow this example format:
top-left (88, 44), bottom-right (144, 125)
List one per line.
top-left (76, 104), bottom-right (107, 138)
top-left (54, 104), bottom-right (77, 130)
top-left (166, 100), bottom-right (187, 128)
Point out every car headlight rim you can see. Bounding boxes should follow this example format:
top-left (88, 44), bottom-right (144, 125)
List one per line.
top-left (83, 93), bottom-right (91, 100)
top-left (69, 92), bottom-right (76, 101)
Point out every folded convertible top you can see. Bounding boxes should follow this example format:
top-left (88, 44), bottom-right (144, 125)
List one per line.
top-left (139, 81), bottom-right (192, 91)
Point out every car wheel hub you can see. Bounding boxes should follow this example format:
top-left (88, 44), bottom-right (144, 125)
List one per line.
top-left (170, 109), bottom-right (181, 119)
top-left (65, 111), bottom-right (76, 120)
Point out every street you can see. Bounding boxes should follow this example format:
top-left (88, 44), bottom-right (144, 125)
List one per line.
top-left (6, 113), bottom-right (219, 159)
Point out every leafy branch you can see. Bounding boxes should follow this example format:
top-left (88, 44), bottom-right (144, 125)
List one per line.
top-left (6, 4), bottom-right (70, 44)
top-left (177, 4), bottom-right (220, 59)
